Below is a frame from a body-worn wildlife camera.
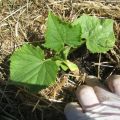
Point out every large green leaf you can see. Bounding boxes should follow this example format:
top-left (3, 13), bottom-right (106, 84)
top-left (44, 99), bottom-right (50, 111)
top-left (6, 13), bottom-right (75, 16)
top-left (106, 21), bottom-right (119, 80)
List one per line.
top-left (10, 44), bottom-right (58, 91)
top-left (73, 14), bottom-right (116, 53)
top-left (44, 12), bottom-right (82, 52)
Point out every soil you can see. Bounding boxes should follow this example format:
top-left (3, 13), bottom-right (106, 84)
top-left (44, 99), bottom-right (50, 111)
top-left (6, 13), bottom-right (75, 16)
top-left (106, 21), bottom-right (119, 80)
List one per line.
top-left (0, 0), bottom-right (120, 120)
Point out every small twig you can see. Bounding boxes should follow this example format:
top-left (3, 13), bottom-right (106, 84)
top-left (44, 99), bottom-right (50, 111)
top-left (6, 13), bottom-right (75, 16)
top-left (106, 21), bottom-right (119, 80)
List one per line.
top-left (98, 53), bottom-right (101, 79)
top-left (32, 100), bottom-right (40, 112)
top-left (92, 62), bottom-right (114, 67)
top-left (106, 67), bottom-right (116, 80)
top-left (0, 3), bottom-right (30, 24)
top-left (111, 49), bottom-right (120, 63)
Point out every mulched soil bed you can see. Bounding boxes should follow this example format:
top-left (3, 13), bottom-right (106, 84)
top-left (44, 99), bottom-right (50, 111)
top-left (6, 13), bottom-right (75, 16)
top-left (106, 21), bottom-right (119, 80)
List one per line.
top-left (0, 0), bottom-right (120, 120)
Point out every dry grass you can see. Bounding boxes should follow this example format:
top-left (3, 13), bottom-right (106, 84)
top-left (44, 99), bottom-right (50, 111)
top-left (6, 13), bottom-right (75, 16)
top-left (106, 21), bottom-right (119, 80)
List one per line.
top-left (0, 0), bottom-right (120, 120)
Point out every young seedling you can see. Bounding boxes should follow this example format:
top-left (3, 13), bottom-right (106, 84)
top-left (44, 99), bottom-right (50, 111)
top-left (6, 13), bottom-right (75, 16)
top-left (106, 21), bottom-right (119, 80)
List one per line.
top-left (10, 12), bottom-right (115, 92)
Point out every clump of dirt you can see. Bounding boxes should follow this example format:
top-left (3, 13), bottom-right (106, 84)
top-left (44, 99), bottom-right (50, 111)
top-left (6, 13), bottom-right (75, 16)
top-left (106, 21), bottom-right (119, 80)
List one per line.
top-left (0, 0), bottom-right (120, 120)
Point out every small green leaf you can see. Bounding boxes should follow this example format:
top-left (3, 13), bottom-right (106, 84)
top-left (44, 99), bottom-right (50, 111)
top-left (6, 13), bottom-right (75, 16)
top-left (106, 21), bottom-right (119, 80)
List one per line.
top-left (63, 60), bottom-right (79, 72)
top-left (57, 46), bottom-right (71, 60)
top-left (10, 44), bottom-right (58, 91)
top-left (55, 59), bottom-right (78, 71)
top-left (60, 63), bottom-right (69, 71)
top-left (73, 14), bottom-right (116, 53)
top-left (55, 60), bottom-right (68, 71)
top-left (55, 59), bottom-right (78, 72)
top-left (63, 46), bottom-right (71, 60)
top-left (55, 59), bottom-right (62, 66)
top-left (44, 12), bottom-right (82, 52)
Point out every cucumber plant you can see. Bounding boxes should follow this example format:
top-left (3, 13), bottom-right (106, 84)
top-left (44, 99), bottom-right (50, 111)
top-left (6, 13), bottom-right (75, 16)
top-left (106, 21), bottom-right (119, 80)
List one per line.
top-left (10, 12), bottom-right (116, 92)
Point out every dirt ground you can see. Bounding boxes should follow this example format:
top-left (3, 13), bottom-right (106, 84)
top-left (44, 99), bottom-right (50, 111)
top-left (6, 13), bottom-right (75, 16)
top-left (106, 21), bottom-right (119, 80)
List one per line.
top-left (0, 0), bottom-right (120, 120)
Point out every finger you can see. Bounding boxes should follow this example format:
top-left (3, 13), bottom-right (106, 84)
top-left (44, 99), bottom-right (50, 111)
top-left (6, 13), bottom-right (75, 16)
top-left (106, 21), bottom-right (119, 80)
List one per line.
top-left (85, 75), bottom-right (103, 87)
top-left (86, 76), bottom-right (114, 102)
top-left (76, 85), bottom-right (100, 111)
top-left (106, 75), bottom-right (120, 96)
top-left (94, 86), bottom-right (120, 102)
top-left (64, 102), bottom-right (90, 120)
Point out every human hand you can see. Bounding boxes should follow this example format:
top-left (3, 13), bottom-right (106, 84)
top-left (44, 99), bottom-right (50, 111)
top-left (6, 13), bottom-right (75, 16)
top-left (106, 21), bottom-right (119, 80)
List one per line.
top-left (64, 75), bottom-right (120, 120)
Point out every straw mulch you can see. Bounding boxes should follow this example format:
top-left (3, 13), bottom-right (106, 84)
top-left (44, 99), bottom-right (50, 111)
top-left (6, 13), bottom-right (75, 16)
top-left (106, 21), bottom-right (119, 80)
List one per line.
top-left (0, 0), bottom-right (120, 120)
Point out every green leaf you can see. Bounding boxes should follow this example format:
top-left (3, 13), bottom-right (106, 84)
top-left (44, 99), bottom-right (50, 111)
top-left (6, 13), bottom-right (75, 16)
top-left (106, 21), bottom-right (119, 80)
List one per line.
top-left (73, 14), bottom-right (116, 53)
top-left (60, 63), bottom-right (69, 71)
top-left (44, 12), bottom-right (82, 52)
top-left (57, 46), bottom-right (71, 60)
top-left (10, 44), bottom-right (58, 91)
top-left (63, 60), bottom-right (79, 72)
top-left (73, 14), bottom-right (99, 39)
top-left (62, 46), bottom-right (71, 60)
top-left (55, 59), bottom-right (79, 72)
top-left (55, 60), bottom-right (69, 71)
